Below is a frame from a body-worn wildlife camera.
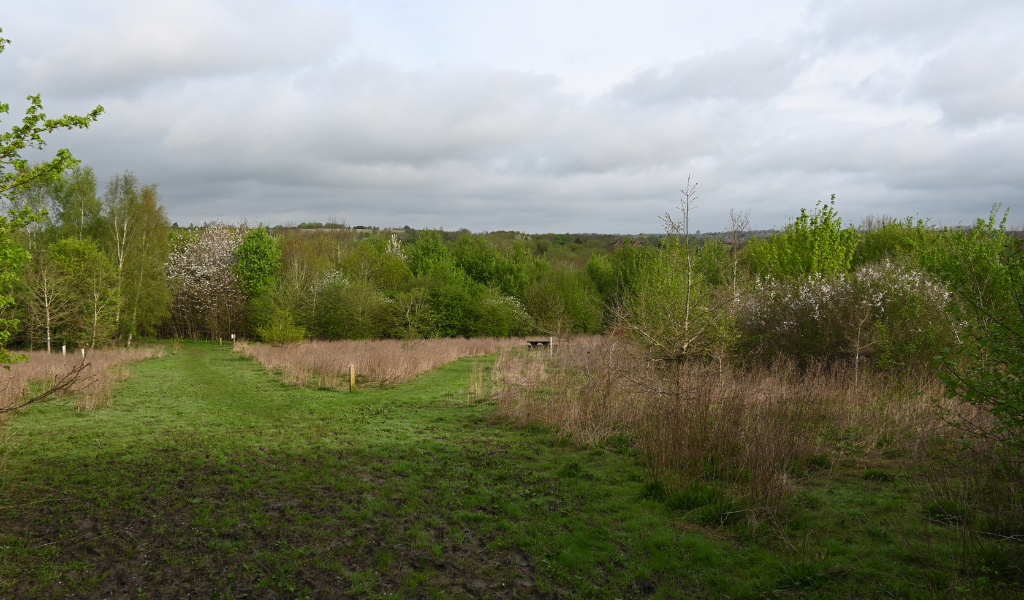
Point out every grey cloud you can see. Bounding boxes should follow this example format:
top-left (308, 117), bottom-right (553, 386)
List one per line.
top-left (6, 0), bottom-right (1024, 234)
top-left (811, 0), bottom-right (1024, 50)
top-left (12, 0), bottom-right (349, 97)
top-left (611, 40), bottom-right (803, 105)
top-left (915, 41), bottom-right (1024, 126)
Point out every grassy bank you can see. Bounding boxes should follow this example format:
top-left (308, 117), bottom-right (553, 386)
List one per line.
top-left (0, 343), bottom-right (995, 598)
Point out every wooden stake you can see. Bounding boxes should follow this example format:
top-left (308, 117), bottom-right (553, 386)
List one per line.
top-left (349, 363), bottom-right (356, 391)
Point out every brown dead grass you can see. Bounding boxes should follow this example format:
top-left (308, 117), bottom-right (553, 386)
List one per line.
top-left (237, 338), bottom-right (527, 388)
top-left (494, 335), bottom-right (980, 506)
top-left (0, 346), bottom-right (165, 416)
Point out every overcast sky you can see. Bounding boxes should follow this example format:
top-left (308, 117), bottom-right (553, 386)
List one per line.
top-left (2, 0), bottom-right (1023, 233)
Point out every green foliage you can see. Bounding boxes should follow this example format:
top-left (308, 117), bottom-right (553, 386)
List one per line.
top-left (121, 184), bottom-right (172, 337)
top-left (422, 259), bottom-right (484, 337)
top-left (0, 30), bottom-right (102, 362)
top-left (741, 259), bottom-right (955, 369)
top-left (585, 254), bottom-right (616, 301)
top-left (620, 235), bottom-right (731, 363)
top-left (925, 498), bottom-right (970, 525)
top-left (862, 469), bottom-right (894, 482)
top-left (937, 241), bottom-right (1024, 454)
top-left (0, 206), bottom-right (44, 363)
top-left (854, 217), bottom-right (934, 267)
top-left (470, 290), bottom-right (533, 337)
top-left (522, 265), bottom-right (602, 336)
top-left (748, 197), bottom-right (858, 279)
top-left (406, 230), bottom-right (452, 276)
top-left (777, 560), bottom-right (829, 590)
top-left (341, 240), bottom-right (411, 293)
top-left (235, 227), bottom-right (282, 297)
top-left (316, 280), bottom-right (395, 340)
top-left (50, 237), bottom-right (119, 348)
top-left (665, 483), bottom-right (722, 512)
top-left (256, 309), bottom-right (306, 345)
top-left (493, 240), bottom-right (542, 297)
top-left (924, 205), bottom-right (1015, 316)
top-left (0, 31), bottom-right (103, 205)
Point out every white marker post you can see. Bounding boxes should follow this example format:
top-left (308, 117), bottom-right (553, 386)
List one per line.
top-left (231, 333), bottom-right (236, 350)
top-left (549, 336), bottom-right (553, 356)
top-left (62, 345), bottom-right (66, 356)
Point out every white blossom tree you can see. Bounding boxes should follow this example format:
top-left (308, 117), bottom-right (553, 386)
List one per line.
top-left (166, 223), bottom-right (246, 339)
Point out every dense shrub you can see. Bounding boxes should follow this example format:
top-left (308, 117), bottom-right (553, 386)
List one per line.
top-left (618, 236), bottom-right (733, 364)
top-left (256, 309), bottom-right (305, 345)
top-left (740, 260), bottom-right (956, 369)
top-left (471, 291), bottom-right (533, 337)
top-left (235, 226), bottom-right (282, 297)
top-left (747, 198), bottom-right (858, 279)
top-left (522, 266), bottom-right (602, 336)
top-left (316, 280), bottom-right (396, 340)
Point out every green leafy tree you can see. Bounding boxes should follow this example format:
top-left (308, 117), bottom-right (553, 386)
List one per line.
top-left (0, 29), bottom-right (102, 364)
top-left (523, 266), bottom-right (601, 336)
top-left (493, 240), bottom-right (543, 298)
top-left (406, 230), bottom-right (452, 276)
top-left (937, 243), bottom-right (1024, 454)
top-left (341, 239), bottom-right (410, 293)
top-left (235, 226), bottom-right (282, 297)
top-left (53, 165), bottom-right (102, 240)
top-left (853, 216), bottom-right (934, 268)
top-left (122, 185), bottom-right (171, 338)
top-left (923, 205), bottom-right (1015, 318)
top-left (315, 280), bottom-right (395, 340)
top-left (620, 179), bottom-right (732, 364)
top-left (256, 309), bottom-right (305, 345)
top-left (747, 196), bottom-right (858, 279)
top-left (51, 238), bottom-right (119, 349)
top-left (422, 259), bottom-right (484, 337)
top-left (21, 249), bottom-right (74, 352)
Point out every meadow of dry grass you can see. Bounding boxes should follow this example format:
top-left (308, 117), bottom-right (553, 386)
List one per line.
top-left (0, 346), bottom-right (165, 416)
top-left (493, 335), bottom-right (985, 507)
top-left (237, 337), bottom-right (527, 388)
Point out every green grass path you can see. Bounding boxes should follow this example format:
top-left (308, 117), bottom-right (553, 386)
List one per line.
top-left (0, 343), bottom-right (965, 599)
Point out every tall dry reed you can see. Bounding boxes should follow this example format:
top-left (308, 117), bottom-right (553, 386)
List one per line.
top-left (494, 336), bottom-right (969, 506)
top-left (237, 338), bottom-right (526, 388)
top-left (0, 347), bottom-right (164, 416)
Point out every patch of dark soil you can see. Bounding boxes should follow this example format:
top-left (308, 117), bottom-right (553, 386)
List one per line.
top-left (0, 448), bottom-right (545, 599)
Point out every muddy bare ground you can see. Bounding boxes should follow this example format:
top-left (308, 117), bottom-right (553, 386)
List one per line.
top-left (2, 449), bottom-right (557, 599)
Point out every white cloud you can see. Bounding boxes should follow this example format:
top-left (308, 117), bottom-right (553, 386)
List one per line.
top-left (612, 40), bottom-right (804, 105)
top-left (3, 0), bottom-right (1023, 232)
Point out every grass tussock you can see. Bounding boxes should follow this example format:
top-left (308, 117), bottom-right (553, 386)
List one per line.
top-left (0, 346), bottom-right (165, 415)
top-left (494, 335), bottom-right (982, 507)
top-left (237, 337), bottom-right (526, 388)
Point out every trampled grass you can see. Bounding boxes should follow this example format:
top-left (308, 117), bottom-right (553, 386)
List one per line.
top-left (0, 342), bottom-right (1011, 598)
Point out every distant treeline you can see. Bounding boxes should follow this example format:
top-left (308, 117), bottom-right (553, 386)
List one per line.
top-left (6, 165), bottom-right (1021, 374)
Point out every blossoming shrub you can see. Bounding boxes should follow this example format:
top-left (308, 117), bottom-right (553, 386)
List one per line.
top-left (740, 259), bottom-right (957, 370)
top-left (166, 223), bottom-right (245, 339)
